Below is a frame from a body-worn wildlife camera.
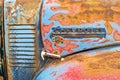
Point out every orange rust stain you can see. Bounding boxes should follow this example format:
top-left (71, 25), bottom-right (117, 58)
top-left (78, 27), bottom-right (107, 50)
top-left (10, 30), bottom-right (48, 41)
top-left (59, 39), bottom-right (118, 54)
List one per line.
top-left (59, 20), bottom-right (71, 26)
top-left (80, 39), bottom-right (91, 42)
top-left (50, 6), bottom-right (58, 11)
top-left (99, 38), bottom-right (110, 44)
top-left (105, 22), bottom-right (113, 35)
top-left (49, 13), bottom-right (72, 26)
top-left (16, 0), bottom-right (39, 9)
top-left (55, 40), bottom-right (79, 54)
top-left (93, 38), bottom-right (101, 42)
top-left (56, 51), bottom-right (120, 80)
top-left (50, 6), bottom-right (67, 11)
top-left (83, 51), bottom-right (120, 76)
top-left (49, 12), bottom-right (107, 26)
top-left (63, 40), bottom-right (79, 53)
top-left (63, 40), bottom-right (77, 44)
top-left (44, 39), bottom-right (53, 53)
top-left (113, 30), bottom-right (120, 41)
top-left (16, 0), bottom-right (39, 3)
top-left (49, 0), bottom-right (120, 26)
top-left (51, 6), bottom-right (69, 12)
top-left (64, 43), bottom-right (79, 53)
top-left (46, 0), bottom-right (56, 4)
top-left (43, 39), bottom-right (79, 54)
top-left (49, 13), bottom-right (63, 21)
top-left (114, 19), bottom-right (120, 26)
top-left (96, 24), bottom-right (101, 26)
top-left (68, 4), bottom-right (81, 16)
top-left (13, 0), bottom-right (40, 23)
top-left (46, 0), bottom-right (52, 4)
top-left (111, 6), bottom-right (120, 13)
top-left (55, 46), bottom-right (64, 53)
top-left (42, 22), bottom-right (54, 37)
top-left (113, 14), bottom-right (120, 26)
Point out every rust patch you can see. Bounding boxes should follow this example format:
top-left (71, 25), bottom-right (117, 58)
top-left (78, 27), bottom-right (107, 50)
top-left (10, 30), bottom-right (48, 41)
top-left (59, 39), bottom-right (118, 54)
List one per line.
top-left (113, 29), bottom-right (120, 41)
top-left (46, 50), bottom-right (120, 76)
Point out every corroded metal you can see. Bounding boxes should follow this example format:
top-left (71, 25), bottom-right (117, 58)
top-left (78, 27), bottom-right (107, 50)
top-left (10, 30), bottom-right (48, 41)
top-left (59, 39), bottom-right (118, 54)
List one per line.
top-left (3, 0), bottom-right (41, 80)
top-left (34, 45), bottom-right (120, 80)
top-left (41, 0), bottom-right (120, 55)
top-left (1, 0), bottom-right (120, 80)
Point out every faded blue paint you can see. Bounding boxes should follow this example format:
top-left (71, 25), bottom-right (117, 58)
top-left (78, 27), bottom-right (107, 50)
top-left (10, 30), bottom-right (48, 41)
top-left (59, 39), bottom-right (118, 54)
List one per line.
top-left (42, 0), bottom-right (120, 55)
top-left (4, 0), bottom-right (40, 80)
top-left (35, 45), bottom-right (120, 80)
top-left (35, 62), bottom-right (74, 80)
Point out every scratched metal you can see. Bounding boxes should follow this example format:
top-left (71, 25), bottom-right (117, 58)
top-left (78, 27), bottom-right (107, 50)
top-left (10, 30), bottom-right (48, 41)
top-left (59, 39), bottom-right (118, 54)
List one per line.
top-left (4, 0), bottom-right (40, 80)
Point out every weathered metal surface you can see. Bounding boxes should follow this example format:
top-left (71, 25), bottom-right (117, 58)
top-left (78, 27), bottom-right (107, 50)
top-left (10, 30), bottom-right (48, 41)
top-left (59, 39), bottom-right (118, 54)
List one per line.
top-left (4, 0), bottom-right (41, 80)
top-left (35, 45), bottom-right (120, 80)
top-left (41, 0), bottom-right (120, 55)
top-left (34, 0), bottom-right (120, 80)
top-left (2, 0), bottom-right (120, 80)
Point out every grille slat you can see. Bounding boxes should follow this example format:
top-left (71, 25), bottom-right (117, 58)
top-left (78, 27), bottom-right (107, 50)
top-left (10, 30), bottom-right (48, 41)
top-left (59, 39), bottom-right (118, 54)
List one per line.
top-left (10, 65), bottom-right (37, 68)
top-left (9, 54), bottom-right (35, 56)
top-left (8, 25), bottom-right (38, 69)
top-left (9, 58), bottom-right (36, 60)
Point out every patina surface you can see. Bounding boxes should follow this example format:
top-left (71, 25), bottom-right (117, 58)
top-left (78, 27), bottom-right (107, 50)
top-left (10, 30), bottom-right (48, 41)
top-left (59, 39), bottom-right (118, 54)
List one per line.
top-left (2, 0), bottom-right (120, 80)
top-left (35, 45), bottom-right (120, 80)
top-left (41, 0), bottom-right (120, 55)
top-left (4, 0), bottom-right (41, 80)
